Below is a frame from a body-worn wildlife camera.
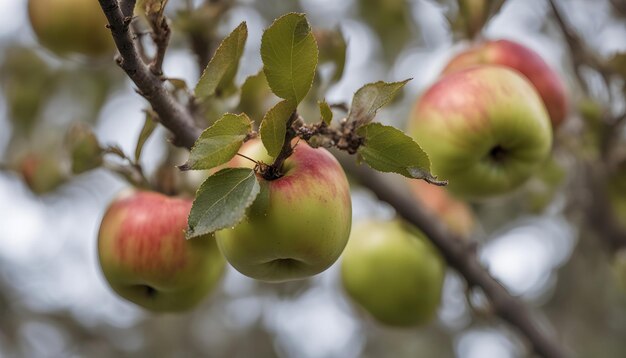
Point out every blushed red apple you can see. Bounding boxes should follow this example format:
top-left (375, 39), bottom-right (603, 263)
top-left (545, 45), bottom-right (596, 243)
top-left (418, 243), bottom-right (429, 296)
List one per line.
top-left (443, 39), bottom-right (568, 128)
top-left (408, 66), bottom-right (553, 198)
top-left (98, 191), bottom-right (225, 312)
top-left (215, 140), bottom-right (352, 282)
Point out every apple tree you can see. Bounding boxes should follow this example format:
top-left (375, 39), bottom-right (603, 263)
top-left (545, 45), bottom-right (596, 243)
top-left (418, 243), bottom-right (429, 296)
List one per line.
top-left (0, 0), bottom-right (625, 357)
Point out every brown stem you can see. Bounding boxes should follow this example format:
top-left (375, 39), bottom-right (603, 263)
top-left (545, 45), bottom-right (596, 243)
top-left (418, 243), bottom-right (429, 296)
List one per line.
top-left (98, 0), bottom-right (202, 148)
top-left (263, 111), bottom-right (298, 180)
top-left (147, 8), bottom-right (171, 76)
top-left (119, 0), bottom-right (135, 17)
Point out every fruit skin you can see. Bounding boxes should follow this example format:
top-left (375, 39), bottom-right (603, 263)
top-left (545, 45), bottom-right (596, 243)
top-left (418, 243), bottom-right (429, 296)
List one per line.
top-left (407, 180), bottom-right (475, 238)
top-left (408, 66), bottom-right (553, 198)
top-left (216, 140), bottom-right (352, 282)
top-left (442, 39), bottom-right (568, 128)
top-left (16, 147), bottom-right (68, 195)
top-left (98, 191), bottom-right (225, 312)
top-left (28, 0), bottom-right (114, 58)
top-left (341, 220), bottom-right (445, 327)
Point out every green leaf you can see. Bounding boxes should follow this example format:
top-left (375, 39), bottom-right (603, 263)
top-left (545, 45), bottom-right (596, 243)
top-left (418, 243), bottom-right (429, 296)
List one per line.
top-left (237, 70), bottom-right (275, 125)
top-left (180, 113), bottom-right (252, 171)
top-left (259, 99), bottom-right (296, 157)
top-left (66, 122), bottom-right (103, 174)
top-left (134, 110), bottom-right (158, 163)
top-left (187, 168), bottom-right (260, 239)
top-left (195, 22), bottom-right (248, 100)
top-left (318, 99), bottom-right (333, 125)
top-left (315, 28), bottom-right (347, 83)
top-left (261, 13), bottom-right (318, 104)
top-left (357, 123), bottom-right (436, 181)
top-left (358, 0), bottom-right (413, 61)
top-left (348, 79), bottom-right (410, 125)
top-left (168, 78), bottom-right (189, 92)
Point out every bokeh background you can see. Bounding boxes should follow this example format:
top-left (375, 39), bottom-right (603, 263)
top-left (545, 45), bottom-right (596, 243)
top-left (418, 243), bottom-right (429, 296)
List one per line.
top-left (1, 0), bottom-right (625, 357)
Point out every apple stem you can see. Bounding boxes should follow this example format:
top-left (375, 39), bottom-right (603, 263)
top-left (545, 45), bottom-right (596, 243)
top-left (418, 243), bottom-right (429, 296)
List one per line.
top-left (262, 111), bottom-right (299, 180)
top-left (236, 153), bottom-right (259, 165)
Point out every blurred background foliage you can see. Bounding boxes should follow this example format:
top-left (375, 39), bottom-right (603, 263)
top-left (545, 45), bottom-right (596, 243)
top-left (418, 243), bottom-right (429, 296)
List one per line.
top-left (0, 0), bottom-right (626, 357)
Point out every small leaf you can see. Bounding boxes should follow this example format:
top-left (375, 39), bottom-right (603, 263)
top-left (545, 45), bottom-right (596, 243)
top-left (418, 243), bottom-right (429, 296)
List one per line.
top-left (357, 123), bottom-right (436, 181)
top-left (318, 99), bottom-right (333, 125)
top-left (261, 13), bottom-right (318, 104)
top-left (259, 99), bottom-right (296, 157)
top-left (348, 79), bottom-right (410, 125)
top-left (195, 22), bottom-right (248, 100)
top-left (237, 70), bottom-right (275, 125)
top-left (187, 168), bottom-right (260, 239)
top-left (168, 78), bottom-right (189, 92)
top-left (134, 110), bottom-right (158, 163)
top-left (180, 113), bottom-right (252, 171)
top-left (66, 122), bottom-right (103, 174)
top-left (315, 28), bottom-right (347, 83)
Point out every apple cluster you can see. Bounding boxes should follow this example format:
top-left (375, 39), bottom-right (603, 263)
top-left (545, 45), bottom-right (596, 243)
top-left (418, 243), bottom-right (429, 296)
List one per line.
top-left (97, 140), bottom-right (353, 311)
top-left (408, 40), bottom-right (567, 199)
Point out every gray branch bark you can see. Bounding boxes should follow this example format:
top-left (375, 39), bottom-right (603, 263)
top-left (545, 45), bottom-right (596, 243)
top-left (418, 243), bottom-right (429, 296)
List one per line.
top-left (98, 0), bottom-right (202, 148)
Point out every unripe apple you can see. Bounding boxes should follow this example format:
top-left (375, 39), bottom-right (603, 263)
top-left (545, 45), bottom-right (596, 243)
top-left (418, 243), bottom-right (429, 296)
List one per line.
top-left (408, 66), bottom-right (553, 198)
top-left (341, 220), bottom-right (445, 327)
top-left (17, 150), bottom-right (67, 195)
top-left (407, 180), bottom-right (475, 238)
top-left (442, 39), bottom-right (568, 128)
top-left (98, 191), bottom-right (225, 312)
top-left (215, 140), bottom-right (352, 282)
top-left (28, 0), bottom-right (115, 58)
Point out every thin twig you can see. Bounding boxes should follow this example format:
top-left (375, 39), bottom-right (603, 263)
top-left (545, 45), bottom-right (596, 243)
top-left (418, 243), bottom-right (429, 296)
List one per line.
top-left (98, 0), bottom-right (202, 148)
top-left (119, 0), bottom-right (136, 17)
top-left (146, 3), bottom-right (171, 76)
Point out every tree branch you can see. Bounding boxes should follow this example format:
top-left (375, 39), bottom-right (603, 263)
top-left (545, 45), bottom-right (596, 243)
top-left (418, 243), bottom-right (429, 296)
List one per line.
top-left (98, 2), bottom-right (569, 356)
top-left (338, 159), bottom-right (568, 358)
top-left (98, 0), bottom-right (202, 148)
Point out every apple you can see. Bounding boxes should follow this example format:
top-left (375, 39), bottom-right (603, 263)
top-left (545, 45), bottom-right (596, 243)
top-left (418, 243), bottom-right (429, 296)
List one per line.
top-left (98, 191), bottom-right (225, 312)
top-left (28, 0), bottom-right (115, 58)
top-left (408, 66), bottom-right (553, 198)
top-left (442, 39), bottom-right (568, 128)
top-left (215, 140), bottom-right (352, 282)
top-left (17, 150), bottom-right (67, 195)
top-left (407, 179), bottom-right (475, 238)
top-left (341, 219), bottom-right (445, 327)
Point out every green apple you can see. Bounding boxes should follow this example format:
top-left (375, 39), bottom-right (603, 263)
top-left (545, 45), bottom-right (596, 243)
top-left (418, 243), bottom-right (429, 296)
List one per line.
top-left (215, 140), bottom-right (352, 282)
top-left (16, 148), bottom-right (68, 195)
top-left (28, 0), bottom-right (115, 58)
top-left (98, 191), bottom-right (225, 312)
top-left (442, 39), bottom-right (568, 128)
top-left (341, 220), bottom-right (445, 327)
top-left (408, 65), bottom-right (553, 198)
